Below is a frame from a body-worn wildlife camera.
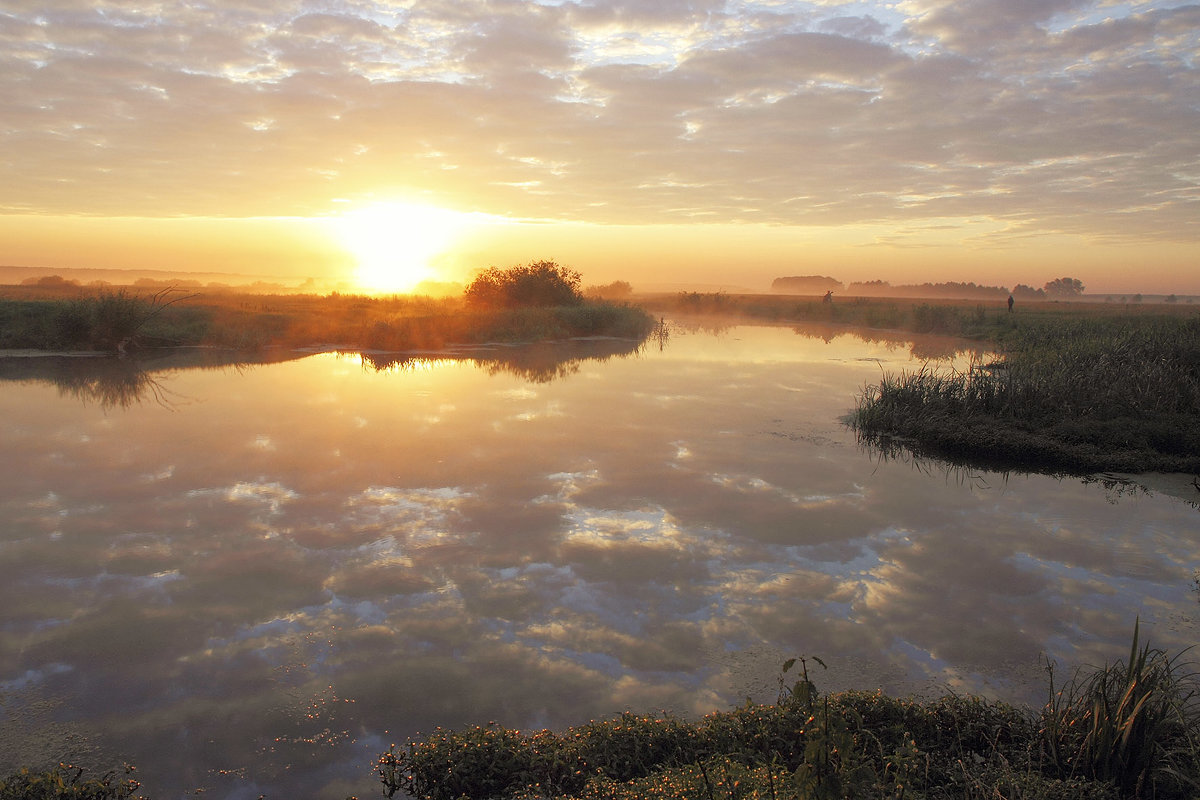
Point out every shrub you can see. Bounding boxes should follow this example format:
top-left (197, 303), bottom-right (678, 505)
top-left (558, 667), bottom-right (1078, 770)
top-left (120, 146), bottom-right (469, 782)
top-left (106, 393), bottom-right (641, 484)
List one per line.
top-left (464, 261), bottom-right (584, 309)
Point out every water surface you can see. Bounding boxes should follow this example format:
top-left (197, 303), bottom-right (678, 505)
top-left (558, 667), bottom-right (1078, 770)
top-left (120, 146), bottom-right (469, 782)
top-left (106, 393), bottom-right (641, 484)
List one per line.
top-left (2, 322), bottom-right (1197, 799)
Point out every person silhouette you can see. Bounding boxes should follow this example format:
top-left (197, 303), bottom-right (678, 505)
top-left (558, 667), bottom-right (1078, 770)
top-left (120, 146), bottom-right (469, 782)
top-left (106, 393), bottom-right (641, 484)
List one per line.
top-left (1007, 294), bottom-right (1014, 312)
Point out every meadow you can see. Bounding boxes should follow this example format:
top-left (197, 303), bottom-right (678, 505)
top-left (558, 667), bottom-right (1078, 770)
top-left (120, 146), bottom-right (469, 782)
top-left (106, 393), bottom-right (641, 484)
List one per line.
top-left (841, 305), bottom-right (1200, 474)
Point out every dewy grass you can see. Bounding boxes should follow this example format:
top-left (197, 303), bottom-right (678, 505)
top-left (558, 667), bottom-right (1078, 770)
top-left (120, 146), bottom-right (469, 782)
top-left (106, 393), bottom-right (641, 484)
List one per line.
top-left (0, 764), bottom-right (143, 800)
top-left (7, 635), bottom-right (1194, 798)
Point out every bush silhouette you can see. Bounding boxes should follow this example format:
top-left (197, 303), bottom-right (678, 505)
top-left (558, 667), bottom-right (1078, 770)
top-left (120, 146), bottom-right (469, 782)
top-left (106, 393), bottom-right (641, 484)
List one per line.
top-left (464, 260), bottom-right (583, 309)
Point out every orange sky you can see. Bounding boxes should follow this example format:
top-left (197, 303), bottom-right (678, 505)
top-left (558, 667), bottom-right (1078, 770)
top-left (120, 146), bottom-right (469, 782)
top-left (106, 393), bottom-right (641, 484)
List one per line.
top-left (2, 1), bottom-right (1198, 294)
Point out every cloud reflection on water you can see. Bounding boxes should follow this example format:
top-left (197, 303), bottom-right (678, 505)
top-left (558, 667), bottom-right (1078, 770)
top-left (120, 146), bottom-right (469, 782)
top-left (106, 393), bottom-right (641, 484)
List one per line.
top-left (1, 325), bottom-right (1197, 798)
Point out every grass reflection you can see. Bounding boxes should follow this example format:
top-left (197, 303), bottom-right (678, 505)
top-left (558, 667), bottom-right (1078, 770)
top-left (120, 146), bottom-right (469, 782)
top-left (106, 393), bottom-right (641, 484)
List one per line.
top-left (0, 356), bottom-right (178, 410)
top-left (356, 336), bottom-right (647, 384)
top-left (0, 350), bottom-right (306, 410)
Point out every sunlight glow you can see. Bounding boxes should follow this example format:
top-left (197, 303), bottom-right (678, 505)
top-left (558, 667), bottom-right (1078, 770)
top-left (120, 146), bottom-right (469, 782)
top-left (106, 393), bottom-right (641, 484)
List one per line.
top-left (335, 201), bottom-right (467, 293)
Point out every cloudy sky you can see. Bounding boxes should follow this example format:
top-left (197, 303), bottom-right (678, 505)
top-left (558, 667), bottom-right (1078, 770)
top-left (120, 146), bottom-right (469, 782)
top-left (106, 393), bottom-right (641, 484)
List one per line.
top-left (2, 0), bottom-right (1198, 291)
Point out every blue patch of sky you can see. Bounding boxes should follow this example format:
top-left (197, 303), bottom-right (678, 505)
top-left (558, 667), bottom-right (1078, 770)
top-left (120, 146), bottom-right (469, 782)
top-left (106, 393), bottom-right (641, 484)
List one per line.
top-left (558, 0), bottom-right (912, 69)
top-left (1042, 0), bottom-right (1192, 33)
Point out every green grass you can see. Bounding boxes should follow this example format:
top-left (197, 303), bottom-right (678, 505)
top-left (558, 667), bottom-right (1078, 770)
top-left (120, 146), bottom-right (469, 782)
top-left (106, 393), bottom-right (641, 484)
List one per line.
top-left (850, 315), bottom-right (1200, 474)
top-left (1040, 621), bottom-right (1199, 797)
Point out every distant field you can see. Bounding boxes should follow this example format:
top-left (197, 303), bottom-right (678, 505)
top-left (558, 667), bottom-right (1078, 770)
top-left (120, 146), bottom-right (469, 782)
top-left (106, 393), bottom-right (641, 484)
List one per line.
top-left (637, 290), bottom-right (1199, 345)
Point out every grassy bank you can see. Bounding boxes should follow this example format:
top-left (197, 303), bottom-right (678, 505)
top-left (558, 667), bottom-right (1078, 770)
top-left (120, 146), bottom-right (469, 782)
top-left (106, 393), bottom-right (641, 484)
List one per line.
top-left (376, 626), bottom-right (1198, 800)
top-left (0, 288), bottom-right (655, 353)
top-left (849, 315), bottom-right (1200, 474)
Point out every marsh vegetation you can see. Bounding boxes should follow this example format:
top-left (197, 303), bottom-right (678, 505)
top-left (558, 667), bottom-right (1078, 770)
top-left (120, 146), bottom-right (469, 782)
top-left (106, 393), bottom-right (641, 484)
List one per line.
top-left (849, 315), bottom-right (1200, 474)
top-left (2, 320), bottom-right (1197, 798)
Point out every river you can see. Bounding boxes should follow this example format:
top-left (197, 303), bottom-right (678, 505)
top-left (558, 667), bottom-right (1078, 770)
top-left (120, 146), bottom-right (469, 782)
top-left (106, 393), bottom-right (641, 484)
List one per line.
top-left (1, 320), bottom-right (1197, 799)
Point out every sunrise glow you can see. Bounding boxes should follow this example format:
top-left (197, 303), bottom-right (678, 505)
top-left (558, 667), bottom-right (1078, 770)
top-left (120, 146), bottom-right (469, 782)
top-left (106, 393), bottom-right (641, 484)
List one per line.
top-left (1, 1), bottom-right (1197, 294)
top-left (335, 202), bottom-right (469, 293)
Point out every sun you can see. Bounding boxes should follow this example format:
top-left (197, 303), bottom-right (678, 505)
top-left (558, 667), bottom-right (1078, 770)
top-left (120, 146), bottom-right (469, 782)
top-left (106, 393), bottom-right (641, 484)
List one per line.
top-left (335, 201), bottom-right (465, 293)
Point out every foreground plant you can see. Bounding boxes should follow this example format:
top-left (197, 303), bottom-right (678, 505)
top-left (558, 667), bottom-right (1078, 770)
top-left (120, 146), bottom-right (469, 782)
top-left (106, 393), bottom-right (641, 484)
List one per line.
top-left (0, 764), bottom-right (143, 800)
top-left (1040, 620), bottom-right (1200, 798)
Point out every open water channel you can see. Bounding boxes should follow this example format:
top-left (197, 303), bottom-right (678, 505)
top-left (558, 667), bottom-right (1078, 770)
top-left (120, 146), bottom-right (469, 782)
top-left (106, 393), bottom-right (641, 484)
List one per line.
top-left (1, 319), bottom-right (1197, 799)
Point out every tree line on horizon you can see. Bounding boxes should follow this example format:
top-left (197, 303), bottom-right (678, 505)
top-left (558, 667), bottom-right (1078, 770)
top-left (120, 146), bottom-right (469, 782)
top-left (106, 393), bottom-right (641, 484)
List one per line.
top-left (771, 274), bottom-right (1089, 299)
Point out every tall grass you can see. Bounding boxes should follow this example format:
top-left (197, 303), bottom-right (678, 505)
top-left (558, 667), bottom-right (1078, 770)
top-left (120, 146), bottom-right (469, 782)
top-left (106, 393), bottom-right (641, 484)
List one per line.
top-left (851, 316), bottom-right (1200, 473)
top-left (1040, 621), bottom-right (1199, 798)
top-left (0, 290), bottom-right (194, 351)
top-left (0, 764), bottom-right (142, 799)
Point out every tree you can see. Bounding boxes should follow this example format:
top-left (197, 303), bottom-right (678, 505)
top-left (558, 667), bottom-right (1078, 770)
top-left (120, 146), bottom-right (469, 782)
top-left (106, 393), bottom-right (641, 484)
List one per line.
top-left (586, 280), bottom-right (633, 300)
top-left (771, 275), bottom-right (843, 293)
top-left (1012, 283), bottom-right (1045, 299)
top-left (464, 260), bottom-right (583, 308)
top-left (21, 275), bottom-right (80, 288)
top-left (1043, 277), bottom-right (1085, 297)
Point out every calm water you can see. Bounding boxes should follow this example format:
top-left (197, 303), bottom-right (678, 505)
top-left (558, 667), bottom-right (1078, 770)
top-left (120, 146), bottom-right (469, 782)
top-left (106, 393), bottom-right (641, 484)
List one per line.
top-left (2, 321), bottom-right (1197, 799)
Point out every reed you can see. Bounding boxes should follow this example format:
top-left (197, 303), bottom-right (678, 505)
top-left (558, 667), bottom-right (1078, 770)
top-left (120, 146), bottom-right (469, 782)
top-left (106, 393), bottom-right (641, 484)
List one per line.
top-left (1039, 621), bottom-right (1199, 798)
top-left (851, 315), bottom-right (1200, 473)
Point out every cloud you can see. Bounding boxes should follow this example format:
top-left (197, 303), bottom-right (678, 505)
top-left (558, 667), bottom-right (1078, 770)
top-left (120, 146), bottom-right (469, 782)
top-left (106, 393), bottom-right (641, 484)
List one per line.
top-left (0, 0), bottom-right (1195, 245)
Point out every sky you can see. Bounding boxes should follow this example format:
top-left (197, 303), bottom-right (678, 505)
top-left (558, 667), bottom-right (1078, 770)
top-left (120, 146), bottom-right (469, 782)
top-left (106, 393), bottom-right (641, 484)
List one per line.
top-left (1, 0), bottom-right (1198, 293)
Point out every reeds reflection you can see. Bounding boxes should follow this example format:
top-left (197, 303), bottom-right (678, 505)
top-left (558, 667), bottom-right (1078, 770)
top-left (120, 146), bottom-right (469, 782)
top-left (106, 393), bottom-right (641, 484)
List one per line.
top-left (0, 355), bottom-right (177, 409)
top-left (355, 335), bottom-right (647, 383)
top-left (0, 349), bottom-right (306, 410)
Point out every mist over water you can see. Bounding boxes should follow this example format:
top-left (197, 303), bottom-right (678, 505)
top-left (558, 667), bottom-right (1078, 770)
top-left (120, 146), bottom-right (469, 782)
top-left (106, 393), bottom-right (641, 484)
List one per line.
top-left (1, 322), bottom-right (1197, 799)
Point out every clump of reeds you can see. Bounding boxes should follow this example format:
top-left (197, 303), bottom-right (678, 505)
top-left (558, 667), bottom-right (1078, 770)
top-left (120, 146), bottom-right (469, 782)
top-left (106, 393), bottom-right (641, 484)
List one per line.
top-left (851, 316), bottom-right (1200, 473)
top-left (1039, 620), bottom-right (1200, 798)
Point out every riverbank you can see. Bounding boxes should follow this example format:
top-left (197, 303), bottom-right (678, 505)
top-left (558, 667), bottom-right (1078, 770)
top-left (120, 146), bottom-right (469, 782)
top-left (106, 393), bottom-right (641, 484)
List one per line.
top-left (376, 626), bottom-right (1197, 800)
top-left (8, 285), bottom-right (1197, 476)
top-left (0, 287), bottom-right (656, 353)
